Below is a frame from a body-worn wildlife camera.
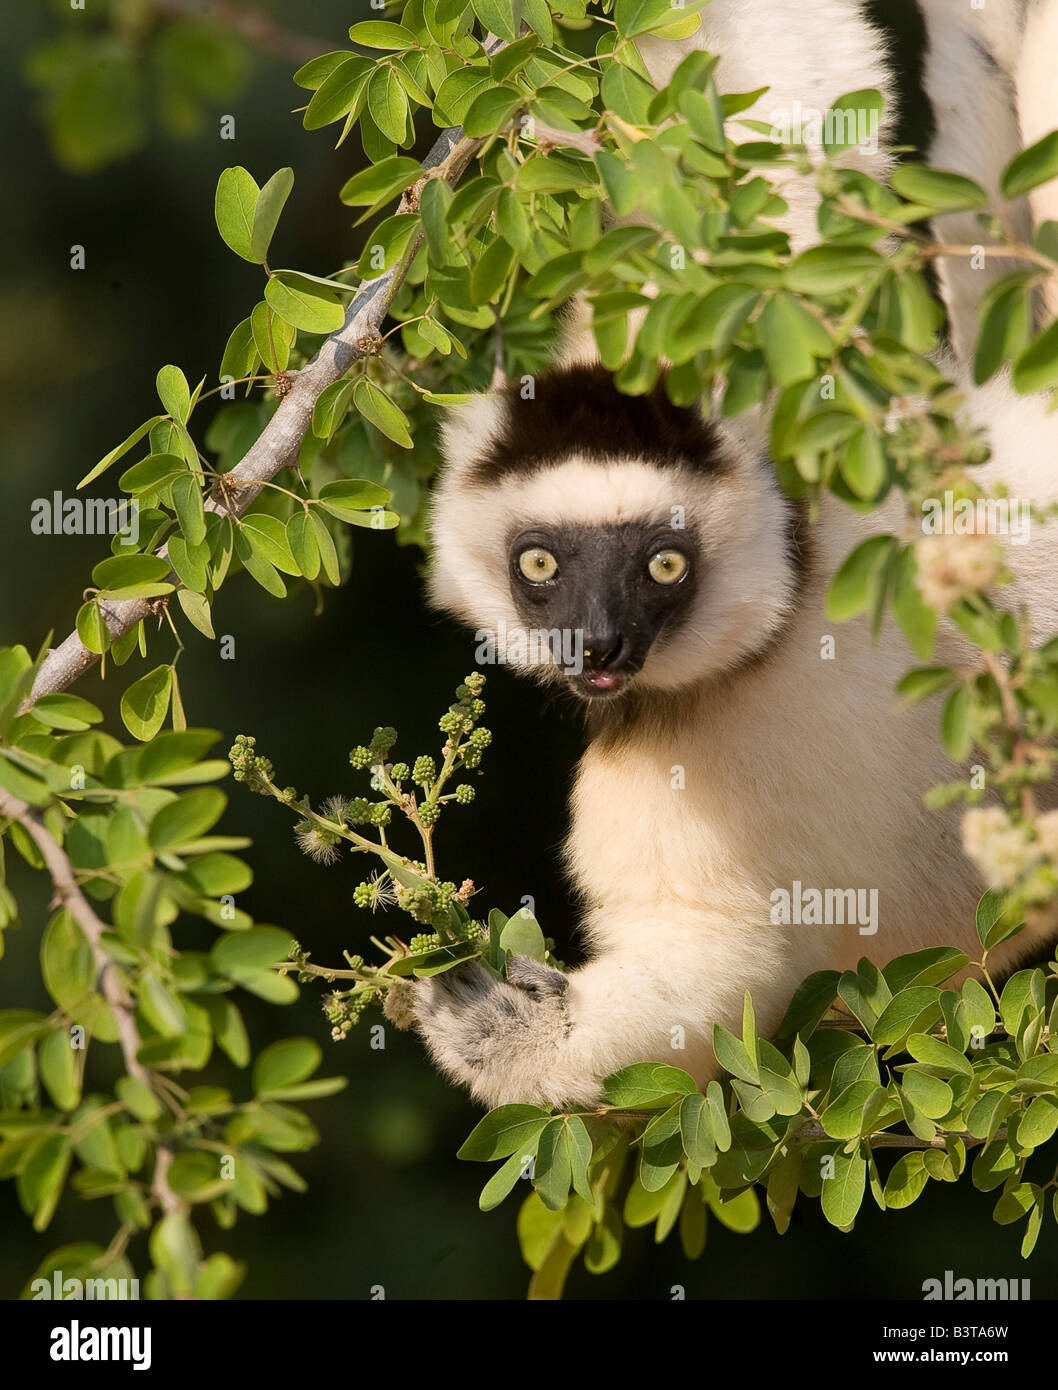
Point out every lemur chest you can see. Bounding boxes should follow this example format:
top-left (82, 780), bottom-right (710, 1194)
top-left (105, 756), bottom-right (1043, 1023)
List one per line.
top-left (566, 698), bottom-right (973, 937)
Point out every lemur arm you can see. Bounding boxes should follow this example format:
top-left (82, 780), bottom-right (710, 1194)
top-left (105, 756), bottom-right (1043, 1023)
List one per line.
top-left (412, 910), bottom-right (795, 1109)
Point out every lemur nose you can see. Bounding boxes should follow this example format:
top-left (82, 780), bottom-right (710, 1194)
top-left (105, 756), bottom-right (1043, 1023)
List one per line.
top-left (583, 633), bottom-right (627, 670)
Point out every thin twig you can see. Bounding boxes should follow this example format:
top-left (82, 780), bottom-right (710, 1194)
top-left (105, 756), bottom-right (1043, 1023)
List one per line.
top-left (0, 788), bottom-right (185, 1216)
top-left (30, 80), bottom-right (505, 704)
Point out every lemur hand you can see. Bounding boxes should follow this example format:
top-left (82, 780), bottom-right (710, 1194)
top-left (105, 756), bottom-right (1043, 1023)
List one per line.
top-left (411, 957), bottom-right (594, 1109)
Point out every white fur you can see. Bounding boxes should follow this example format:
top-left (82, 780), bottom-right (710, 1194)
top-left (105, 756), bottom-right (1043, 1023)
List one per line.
top-left (639, 0), bottom-right (896, 251)
top-left (920, 0), bottom-right (1058, 355)
top-left (412, 5), bottom-right (1058, 1110)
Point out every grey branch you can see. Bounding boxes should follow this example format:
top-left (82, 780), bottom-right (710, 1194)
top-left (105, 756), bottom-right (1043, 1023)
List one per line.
top-left (29, 119), bottom-right (491, 704)
top-left (0, 788), bottom-right (185, 1216)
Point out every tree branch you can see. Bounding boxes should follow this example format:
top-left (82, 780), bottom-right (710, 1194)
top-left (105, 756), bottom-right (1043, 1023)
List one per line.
top-left (0, 789), bottom-right (185, 1216)
top-left (150, 0), bottom-right (327, 67)
top-left (29, 119), bottom-right (492, 704)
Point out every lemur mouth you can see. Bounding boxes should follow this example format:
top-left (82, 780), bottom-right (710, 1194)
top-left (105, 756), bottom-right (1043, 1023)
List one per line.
top-left (577, 670), bottom-right (627, 697)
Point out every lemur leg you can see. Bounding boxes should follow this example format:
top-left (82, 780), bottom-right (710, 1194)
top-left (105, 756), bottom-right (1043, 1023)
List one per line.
top-left (919, 1), bottom-right (1034, 362)
top-left (412, 916), bottom-right (798, 1109)
top-left (638, 0), bottom-right (896, 252)
top-left (1017, 0), bottom-right (1058, 318)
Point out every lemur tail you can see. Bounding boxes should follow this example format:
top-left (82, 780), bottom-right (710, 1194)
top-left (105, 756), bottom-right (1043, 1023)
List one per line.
top-left (920, 0), bottom-right (1058, 362)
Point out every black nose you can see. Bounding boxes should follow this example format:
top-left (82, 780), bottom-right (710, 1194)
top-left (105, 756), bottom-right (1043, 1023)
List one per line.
top-left (583, 632), bottom-right (627, 671)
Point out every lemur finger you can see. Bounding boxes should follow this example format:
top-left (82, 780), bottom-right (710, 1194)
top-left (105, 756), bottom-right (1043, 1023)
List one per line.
top-left (505, 956), bottom-right (569, 999)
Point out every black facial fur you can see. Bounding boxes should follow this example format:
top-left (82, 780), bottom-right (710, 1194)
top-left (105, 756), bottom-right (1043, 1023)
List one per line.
top-left (506, 521), bottom-right (699, 696)
top-left (470, 364), bottom-right (729, 485)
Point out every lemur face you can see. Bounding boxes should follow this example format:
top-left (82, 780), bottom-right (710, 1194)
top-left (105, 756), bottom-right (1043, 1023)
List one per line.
top-left (506, 520), bottom-right (700, 699)
top-left (428, 365), bottom-right (805, 696)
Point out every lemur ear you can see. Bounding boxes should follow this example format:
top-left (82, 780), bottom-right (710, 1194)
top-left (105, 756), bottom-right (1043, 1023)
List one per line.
top-left (437, 392), bottom-right (506, 478)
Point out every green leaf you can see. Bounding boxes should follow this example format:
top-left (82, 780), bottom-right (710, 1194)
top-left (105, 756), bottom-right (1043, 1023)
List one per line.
top-left (309, 513), bottom-right (340, 585)
top-left (120, 666), bottom-right (173, 742)
top-left (471, 0), bottom-right (522, 42)
top-left (713, 1024), bottom-right (760, 1084)
top-left (679, 1092), bottom-right (716, 1169)
top-left (286, 511), bottom-right (321, 581)
top-left (821, 1080), bottom-right (882, 1139)
top-left (974, 276), bottom-right (1033, 385)
top-left (872, 987), bottom-right (943, 1050)
top-left (883, 946), bottom-right (968, 993)
top-left (339, 155), bottom-right (421, 207)
top-left (76, 600), bottom-right (109, 655)
top-left (215, 166), bottom-right (260, 262)
top-left (842, 427), bottom-right (887, 500)
top-left (498, 908), bottom-right (548, 962)
top-left (351, 378), bottom-right (413, 447)
top-left (758, 294), bottom-right (832, 386)
top-left (116, 1075), bottom-right (162, 1122)
top-left (891, 164), bottom-right (989, 211)
top-left (825, 535), bottom-right (894, 622)
top-left (601, 1063), bottom-right (697, 1110)
top-left (78, 416), bottom-right (166, 489)
top-left (1013, 317), bottom-right (1058, 395)
top-left (534, 1116), bottom-right (591, 1211)
top-left (149, 788), bottom-right (226, 850)
top-left (434, 65), bottom-right (493, 126)
top-left (31, 693), bottom-right (103, 733)
top-left (253, 1038), bottom-right (321, 1095)
top-left (776, 970), bottom-right (840, 1039)
top-left (480, 1149), bottom-right (532, 1211)
top-left (766, 1149), bottom-right (802, 1234)
top-left (940, 684), bottom-right (972, 761)
top-left (823, 89), bottom-right (884, 155)
top-left (1001, 131), bottom-right (1058, 201)
top-left (250, 167), bottom-right (294, 263)
top-left (19, 1134), bottom-right (72, 1231)
top-left (786, 245), bottom-right (883, 295)
top-left (367, 66), bottom-right (409, 144)
top-left (92, 553), bottom-right (172, 592)
top-left (639, 1102), bottom-right (684, 1192)
top-left (900, 1067), bottom-right (953, 1119)
top-left (304, 55), bottom-right (371, 130)
top-left (156, 365), bottom-right (191, 423)
top-left (239, 514), bottom-right (300, 575)
top-left (463, 84), bottom-right (524, 139)
top-left (172, 473), bottom-right (207, 546)
top-left (883, 1151), bottom-right (929, 1209)
top-left (211, 925), bottom-right (294, 977)
top-left (177, 590), bottom-right (214, 638)
top-left (616, 0), bottom-right (700, 38)
top-left (820, 1147), bottom-right (866, 1228)
top-left (264, 273), bottom-right (345, 334)
top-left (906, 1033), bottom-right (972, 1077)
top-left (348, 20), bottom-right (419, 49)
top-left (0, 1010), bottom-right (48, 1068)
top-left (458, 1105), bottom-right (552, 1161)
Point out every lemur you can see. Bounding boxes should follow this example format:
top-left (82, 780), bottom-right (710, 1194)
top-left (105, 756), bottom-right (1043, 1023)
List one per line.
top-left (405, 0), bottom-right (1058, 1109)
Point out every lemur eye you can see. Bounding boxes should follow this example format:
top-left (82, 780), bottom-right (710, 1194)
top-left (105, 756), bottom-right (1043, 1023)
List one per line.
top-left (648, 550), bottom-right (688, 585)
top-left (518, 547), bottom-right (559, 583)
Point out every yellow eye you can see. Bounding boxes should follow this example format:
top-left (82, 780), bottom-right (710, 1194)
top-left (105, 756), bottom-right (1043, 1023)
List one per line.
top-left (518, 547), bottom-right (559, 583)
top-left (648, 550), bottom-right (688, 585)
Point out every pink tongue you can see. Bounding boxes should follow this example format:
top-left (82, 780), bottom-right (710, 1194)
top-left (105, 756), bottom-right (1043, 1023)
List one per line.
top-left (585, 672), bottom-right (621, 690)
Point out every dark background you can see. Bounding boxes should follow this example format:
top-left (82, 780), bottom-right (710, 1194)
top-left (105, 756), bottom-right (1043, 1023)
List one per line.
top-left (1, 0), bottom-right (1054, 1300)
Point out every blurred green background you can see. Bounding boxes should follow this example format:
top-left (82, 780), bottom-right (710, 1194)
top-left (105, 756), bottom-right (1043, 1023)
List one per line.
top-left (1, 0), bottom-right (1055, 1299)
